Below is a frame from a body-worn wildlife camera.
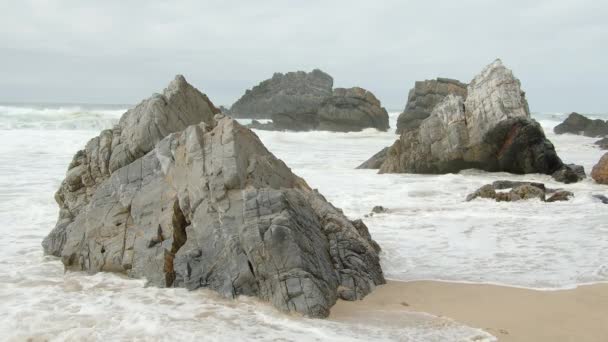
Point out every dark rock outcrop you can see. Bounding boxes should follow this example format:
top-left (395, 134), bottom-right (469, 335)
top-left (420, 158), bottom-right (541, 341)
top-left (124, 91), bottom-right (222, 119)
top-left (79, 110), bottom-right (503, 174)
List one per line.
top-left (554, 113), bottom-right (608, 137)
top-left (230, 69), bottom-right (333, 119)
top-left (551, 164), bottom-right (586, 184)
top-left (396, 78), bottom-right (467, 134)
top-left (361, 60), bottom-right (571, 181)
top-left (591, 153), bottom-right (608, 185)
top-left (316, 87), bottom-right (389, 132)
top-left (43, 76), bottom-right (385, 318)
top-left (466, 180), bottom-right (573, 202)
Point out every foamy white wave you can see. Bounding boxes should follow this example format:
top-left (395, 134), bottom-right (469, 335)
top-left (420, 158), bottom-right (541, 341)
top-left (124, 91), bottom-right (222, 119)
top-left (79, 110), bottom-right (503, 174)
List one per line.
top-left (0, 127), bottom-right (495, 341)
top-left (0, 104), bottom-right (125, 130)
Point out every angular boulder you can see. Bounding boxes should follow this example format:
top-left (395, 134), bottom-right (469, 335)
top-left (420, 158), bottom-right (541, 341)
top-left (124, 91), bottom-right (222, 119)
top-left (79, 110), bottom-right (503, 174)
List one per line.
top-left (230, 69), bottom-right (333, 119)
top-left (554, 113), bottom-right (608, 137)
top-left (361, 60), bottom-right (569, 180)
top-left (591, 153), bottom-right (608, 185)
top-left (396, 78), bottom-right (467, 134)
top-left (317, 87), bottom-right (389, 132)
top-left (43, 76), bottom-right (385, 318)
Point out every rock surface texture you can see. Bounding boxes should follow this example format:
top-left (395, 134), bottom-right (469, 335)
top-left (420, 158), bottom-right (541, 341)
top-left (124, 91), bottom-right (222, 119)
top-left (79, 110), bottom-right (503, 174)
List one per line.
top-left (554, 113), bottom-right (608, 138)
top-left (230, 69), bottom-right (333, 119)
top-left (591, 153), bottom-right (608, 185)
top-left (316, 87), bottom-right (389, 132)
top-left (42, 76), bottom-right (385, 318)
top-left (396, 78), bottom-right (467, 134)
top-left (360, 60), bottom-right (571, 180)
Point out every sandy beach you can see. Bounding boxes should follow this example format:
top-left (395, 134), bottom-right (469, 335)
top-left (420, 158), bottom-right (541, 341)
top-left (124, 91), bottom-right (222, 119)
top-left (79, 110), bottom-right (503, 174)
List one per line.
top-left (331, 280), bottom-right (608, 341)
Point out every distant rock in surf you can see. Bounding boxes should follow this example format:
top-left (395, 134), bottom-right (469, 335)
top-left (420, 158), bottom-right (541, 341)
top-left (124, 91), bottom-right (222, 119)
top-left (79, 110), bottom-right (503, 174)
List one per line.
top-left (396, 78), bottom-right (467, 134)
top-left (591, 153), bottom-right (608, 185)
top-left (551, 164), bottom-right (586, 184)
top-left (359, 59), bottom-right (577, 182)
top-left (466, 180), bottom-right (573, 202)
top-left (230, 69), bottom-right (333, 119)
top-left (554, 113), bottom-right (608, 138)
top-left (42, 75), bottom-right (385, 318)
top-left (234, 70), bottom-right (389, 132)
top-left (595, 137), bottom-right (608, 150)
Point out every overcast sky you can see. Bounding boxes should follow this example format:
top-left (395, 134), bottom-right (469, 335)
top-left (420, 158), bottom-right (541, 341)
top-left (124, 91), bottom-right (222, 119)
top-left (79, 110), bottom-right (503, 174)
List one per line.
top-left (1, 0), bottom-right (607, 112)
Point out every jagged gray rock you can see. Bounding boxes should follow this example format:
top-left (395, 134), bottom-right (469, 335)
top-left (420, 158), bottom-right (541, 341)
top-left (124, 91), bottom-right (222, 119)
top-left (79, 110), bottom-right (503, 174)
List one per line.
top-left (554, 113), bottom-right (608, 137)
top-left (360, 60), bottom-right (569, 180)
top-left (43, 76), bottom-right (385, 318)
top-left (317, 87), bottom-right (389, 132)
top-left (230, 69), bottom-right (333, 119)
top-left (396, 78), bottom-right (467, 134)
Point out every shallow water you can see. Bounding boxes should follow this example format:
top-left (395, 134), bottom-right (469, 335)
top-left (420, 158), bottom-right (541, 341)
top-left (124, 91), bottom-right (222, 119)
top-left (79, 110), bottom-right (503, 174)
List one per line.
top-left (0, 104), bottom-right (606, 341)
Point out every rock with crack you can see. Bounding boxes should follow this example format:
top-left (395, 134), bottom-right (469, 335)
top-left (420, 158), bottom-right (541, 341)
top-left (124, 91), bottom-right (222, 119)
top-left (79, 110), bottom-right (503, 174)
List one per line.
top-left (396, 78), bottom-right (467, 134)
top-left (554, 113), bottom-right (608, 138)
top-left (42, 76), bottom-right (385, 318)
top-left (360, 59), bottom-right (575, 182)
top-left (466, 180), bottom-right (573, 202)
top-left (230, 69), bottom-right (333, 119)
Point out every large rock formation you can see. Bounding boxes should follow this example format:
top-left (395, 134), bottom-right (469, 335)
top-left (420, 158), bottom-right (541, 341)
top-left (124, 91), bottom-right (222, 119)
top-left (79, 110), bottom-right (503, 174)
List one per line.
top-left (591, 153), bottom-right (608, 185)
top-left (359, 60), bottom-right (570, 179)
top-left (316, 87), bottom-right (389, 132)
top-left (554, 113), bottom-right (608, 137)
top-left (396, 78), bottom-right (467, 134)
top-left (250, 87), bottom-right (390, 133)
top-left (230, 69), bottom-right (333, 119)
top-left (43, 76), bottom-right (385, 318)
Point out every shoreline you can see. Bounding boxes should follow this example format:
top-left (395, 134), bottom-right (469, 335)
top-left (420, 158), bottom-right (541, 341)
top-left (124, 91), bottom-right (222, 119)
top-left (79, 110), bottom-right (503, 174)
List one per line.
top-left (331, 280), bottom-right (608, 341)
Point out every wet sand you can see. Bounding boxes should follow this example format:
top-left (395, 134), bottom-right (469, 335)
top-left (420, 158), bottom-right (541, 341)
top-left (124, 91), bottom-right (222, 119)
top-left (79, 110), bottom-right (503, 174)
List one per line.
top-left (331, 280), bottom-right (608, 341)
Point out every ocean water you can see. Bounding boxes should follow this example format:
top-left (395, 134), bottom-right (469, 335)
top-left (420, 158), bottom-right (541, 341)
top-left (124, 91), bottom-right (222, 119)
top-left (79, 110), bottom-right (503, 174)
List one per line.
top-left (0, 104), bottom-right (606, 341)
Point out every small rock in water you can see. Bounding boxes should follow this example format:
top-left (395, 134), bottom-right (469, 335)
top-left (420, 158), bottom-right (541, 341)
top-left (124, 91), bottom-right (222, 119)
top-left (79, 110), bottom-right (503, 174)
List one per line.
top-left (466, 181), bottom-right (573, 203)
top-left (592, 194), bottom-right (608, 204)
top-left (595, 137), bottom-right (608, 150)
top-left (551, 164), bottom-right (586, 184)
top-left (371, 206), bottom-right (388, 214)
top-left (546, 190), bottom-right (575, 202)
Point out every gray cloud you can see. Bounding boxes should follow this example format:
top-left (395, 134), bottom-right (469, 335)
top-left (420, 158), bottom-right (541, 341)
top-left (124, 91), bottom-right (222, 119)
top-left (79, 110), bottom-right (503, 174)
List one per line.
top-left (1, 0), bottom-right (607, 112)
